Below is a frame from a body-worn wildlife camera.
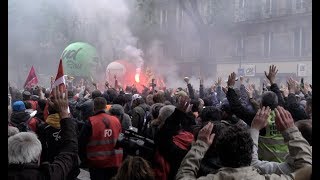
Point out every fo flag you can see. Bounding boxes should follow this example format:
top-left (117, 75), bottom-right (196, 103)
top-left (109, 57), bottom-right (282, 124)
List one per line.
top-left (23, 66), bottom-right (38, 89)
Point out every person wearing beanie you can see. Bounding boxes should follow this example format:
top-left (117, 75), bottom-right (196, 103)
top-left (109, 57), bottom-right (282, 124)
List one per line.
top-left (109, 104), bottom-right (132, 130)
top-left (10, 101), bottom-right (31, 132)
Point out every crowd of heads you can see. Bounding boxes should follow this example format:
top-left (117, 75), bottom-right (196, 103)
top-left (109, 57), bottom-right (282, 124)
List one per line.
top-left (8, 64), bottom-right (312, 179)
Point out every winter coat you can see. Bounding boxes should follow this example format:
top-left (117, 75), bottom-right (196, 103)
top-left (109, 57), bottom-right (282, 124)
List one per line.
top-left (131, 103), bottom-right (150, 133)
top-left (76, 98), bottom-right (94, 120)
top-left (8, 118), bottom-right (80, 180)
top-left (10, 111), bottom-right (31, 132)
top-left (176, 126), bottom-right (312, 180)
top-left (154, 108), bottom-right (194, 180)
top-left (37, 123), bottom-right (62, 163)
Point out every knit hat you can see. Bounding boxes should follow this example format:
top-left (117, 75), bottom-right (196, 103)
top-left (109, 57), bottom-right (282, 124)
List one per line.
top-left (109, 104), bottom-right (125, 116)
top-left (12, 101), bottom-right (26, 112)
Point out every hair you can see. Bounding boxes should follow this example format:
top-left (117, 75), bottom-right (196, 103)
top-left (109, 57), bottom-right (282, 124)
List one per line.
top-left (203, 97), bottom-right (213, 106)
top-left (113, 94), bottom-right (126, 106)
top-left (146, 94), bottom-right (154, 106)
top-left (216, 124), bottom-right (253, 168)
top-left (91, 90), bottom-right (102, 99)
top-left (45, 90), bottom-right (50, 99)
top-left (151, 103), bottom-right (165, 119)
top-left (113, 156), bottom-right (154, 180)
top-left (107, 89), bottom-right (118, 103)
top-left (94, 97), bottom-right (107, 112)
top-left (190, 99), bottom-right (200, 113)
top-left (153, 92), bottom-right (165, 104)
top-left (8, 132), bottom-right (42, 164)
top-left (295, 120), bottom-right (312, 146)
top-left (158, 105), bottom-right (176, 127)
top-left (22, 91), bottom-right (31, 101)
top-left (24, 101), bottom-right (32, 109)
top-left (8, 126), bottom-right (19, 137)
top-left (37, 99), bottom-right (47, 112)
top-left (200, 106), bottom-right (222, 122)
top-left (68, 90), bottom-right (74, 98)
top-left (132, 98), bottom-right (145, 108)
top-left (261, 91), bottom-right (278, 110)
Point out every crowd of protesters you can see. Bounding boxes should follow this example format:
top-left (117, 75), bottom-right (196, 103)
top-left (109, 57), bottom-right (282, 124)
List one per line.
top-left (8, 65), bottom-right (312, 180)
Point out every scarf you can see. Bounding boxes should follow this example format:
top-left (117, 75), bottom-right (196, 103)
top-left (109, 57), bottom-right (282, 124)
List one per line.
top-left (46, 113), bottom-right (61, 129)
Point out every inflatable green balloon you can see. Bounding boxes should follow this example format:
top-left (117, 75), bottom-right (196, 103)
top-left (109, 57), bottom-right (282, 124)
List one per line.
top-left (61, 42), bottom-right (99, 77)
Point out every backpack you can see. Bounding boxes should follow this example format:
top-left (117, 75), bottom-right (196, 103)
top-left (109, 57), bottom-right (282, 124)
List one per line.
top-left (141, 108), bottom-right (151, 136)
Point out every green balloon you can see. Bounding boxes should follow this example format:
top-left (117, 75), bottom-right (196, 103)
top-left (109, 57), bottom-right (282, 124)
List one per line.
top-left (61, 42), bottom-right (99, 77)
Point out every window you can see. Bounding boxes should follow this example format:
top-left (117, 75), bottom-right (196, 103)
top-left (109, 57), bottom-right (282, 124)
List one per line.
top-left (296, 0), bottom-right (304, 9)
top-left (264, 32), bottom-right (272, 57)
top-left (239, 0), bottom-right (245, 8)
top-left (294, 27), bottom-right (305, 56)
top-left (159, 10), bottom-right (167, 28)
top-left (265, 0), bottom-right (272, 14)
top-left (236, 36), bottom-right (244, 56)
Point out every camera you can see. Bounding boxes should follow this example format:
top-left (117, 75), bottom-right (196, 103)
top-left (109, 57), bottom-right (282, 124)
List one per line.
top-left (116, 126), bottom-right (155, 162)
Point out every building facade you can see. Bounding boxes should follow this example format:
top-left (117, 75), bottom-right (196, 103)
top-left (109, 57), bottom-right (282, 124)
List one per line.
top-left (145, 0), bottom-right (312, 87)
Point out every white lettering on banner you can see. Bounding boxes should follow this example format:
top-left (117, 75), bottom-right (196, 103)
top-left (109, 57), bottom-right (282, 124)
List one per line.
top-left (104, 129), bottom-right (113, 137)
top-left (242, 64), bottom-right (256, 76)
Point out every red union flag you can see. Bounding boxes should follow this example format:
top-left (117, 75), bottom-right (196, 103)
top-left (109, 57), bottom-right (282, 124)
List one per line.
top-left (51, 59), bottom-right (66, 95)
top-left (24, 66), bottom-right (38, 89)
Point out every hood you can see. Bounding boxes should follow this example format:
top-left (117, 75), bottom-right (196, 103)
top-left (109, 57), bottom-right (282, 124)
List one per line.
top-left (172, 131), bottom-right (194, 150)
top-left (10, 111), bottom-right (30, 125)
top-left (212, 166), bottom-right (261, 179)
top-left (46, 113), bottom-right (61, 129)
top-left (109, 104), bottom-right (125, 116)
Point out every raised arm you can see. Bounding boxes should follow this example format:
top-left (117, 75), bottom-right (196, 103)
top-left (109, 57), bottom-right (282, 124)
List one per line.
top-left (265, 65), bottom-right (285, 107)
top-left (176, 122), bottom-right (215, 180)
top-left (226, 72), bottom-right (255, 124)
top-left (46, 87), bottom-right (80, 180)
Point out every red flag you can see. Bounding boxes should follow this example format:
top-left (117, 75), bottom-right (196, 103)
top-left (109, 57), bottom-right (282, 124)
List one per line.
top-left (44, 59), bottom-right (68, 120)
top-left (51, 59), bottom-right (66, 94)
top-left (23, 66), bottom-right (38, 89)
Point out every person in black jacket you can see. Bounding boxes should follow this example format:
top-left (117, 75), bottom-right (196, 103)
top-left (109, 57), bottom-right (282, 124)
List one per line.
top-left (8, 87), bottom-right (80, 180)
top-left (10, 100), bottom-right (31, 132)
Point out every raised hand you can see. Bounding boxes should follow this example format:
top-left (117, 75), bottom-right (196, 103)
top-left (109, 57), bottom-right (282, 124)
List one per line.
top-left (51, 87), bottom-right (70, 119)
top-left (302, 83), bottom-right (312, 95)
top-left (184, 77), bottom-right (190, 84)
top-left (251, 106), bottom-right (271, 130)
top-left (265, 65), bottom-right (278, 85)
top-left (280, 85), bottom-right (289, 98)
top-left (274, 106), bottom-right (294, 132)
top-left (227, 72), bottom-right (236, 88)
top-left (240, 76), bottom-right (244, 84)
top-left (176, 95), bottom-right (191, 113)
top-left (217, 77), bottom-right (222, 86)
top-left (200, 78), bottom-right (204, 85)
top-left (246, 84), bottom-right (254, 98)
top-left (287, 77), bottom-right (298, 94)
top-left (197, 122), bottom-right (215, 146)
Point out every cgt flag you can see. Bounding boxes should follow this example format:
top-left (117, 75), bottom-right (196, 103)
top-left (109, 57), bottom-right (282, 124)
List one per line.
top-left (23, 66), bottom-right (38, 89)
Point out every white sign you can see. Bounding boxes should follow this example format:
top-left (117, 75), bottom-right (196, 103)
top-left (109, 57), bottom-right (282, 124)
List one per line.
top-left (242, 65), bottom-right (256, 76)
top-left (297, 64), bottom-right (307, 77)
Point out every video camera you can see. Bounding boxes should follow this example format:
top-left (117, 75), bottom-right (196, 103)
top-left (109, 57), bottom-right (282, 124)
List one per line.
top-left (116, 126), bottom-right (155, 162)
